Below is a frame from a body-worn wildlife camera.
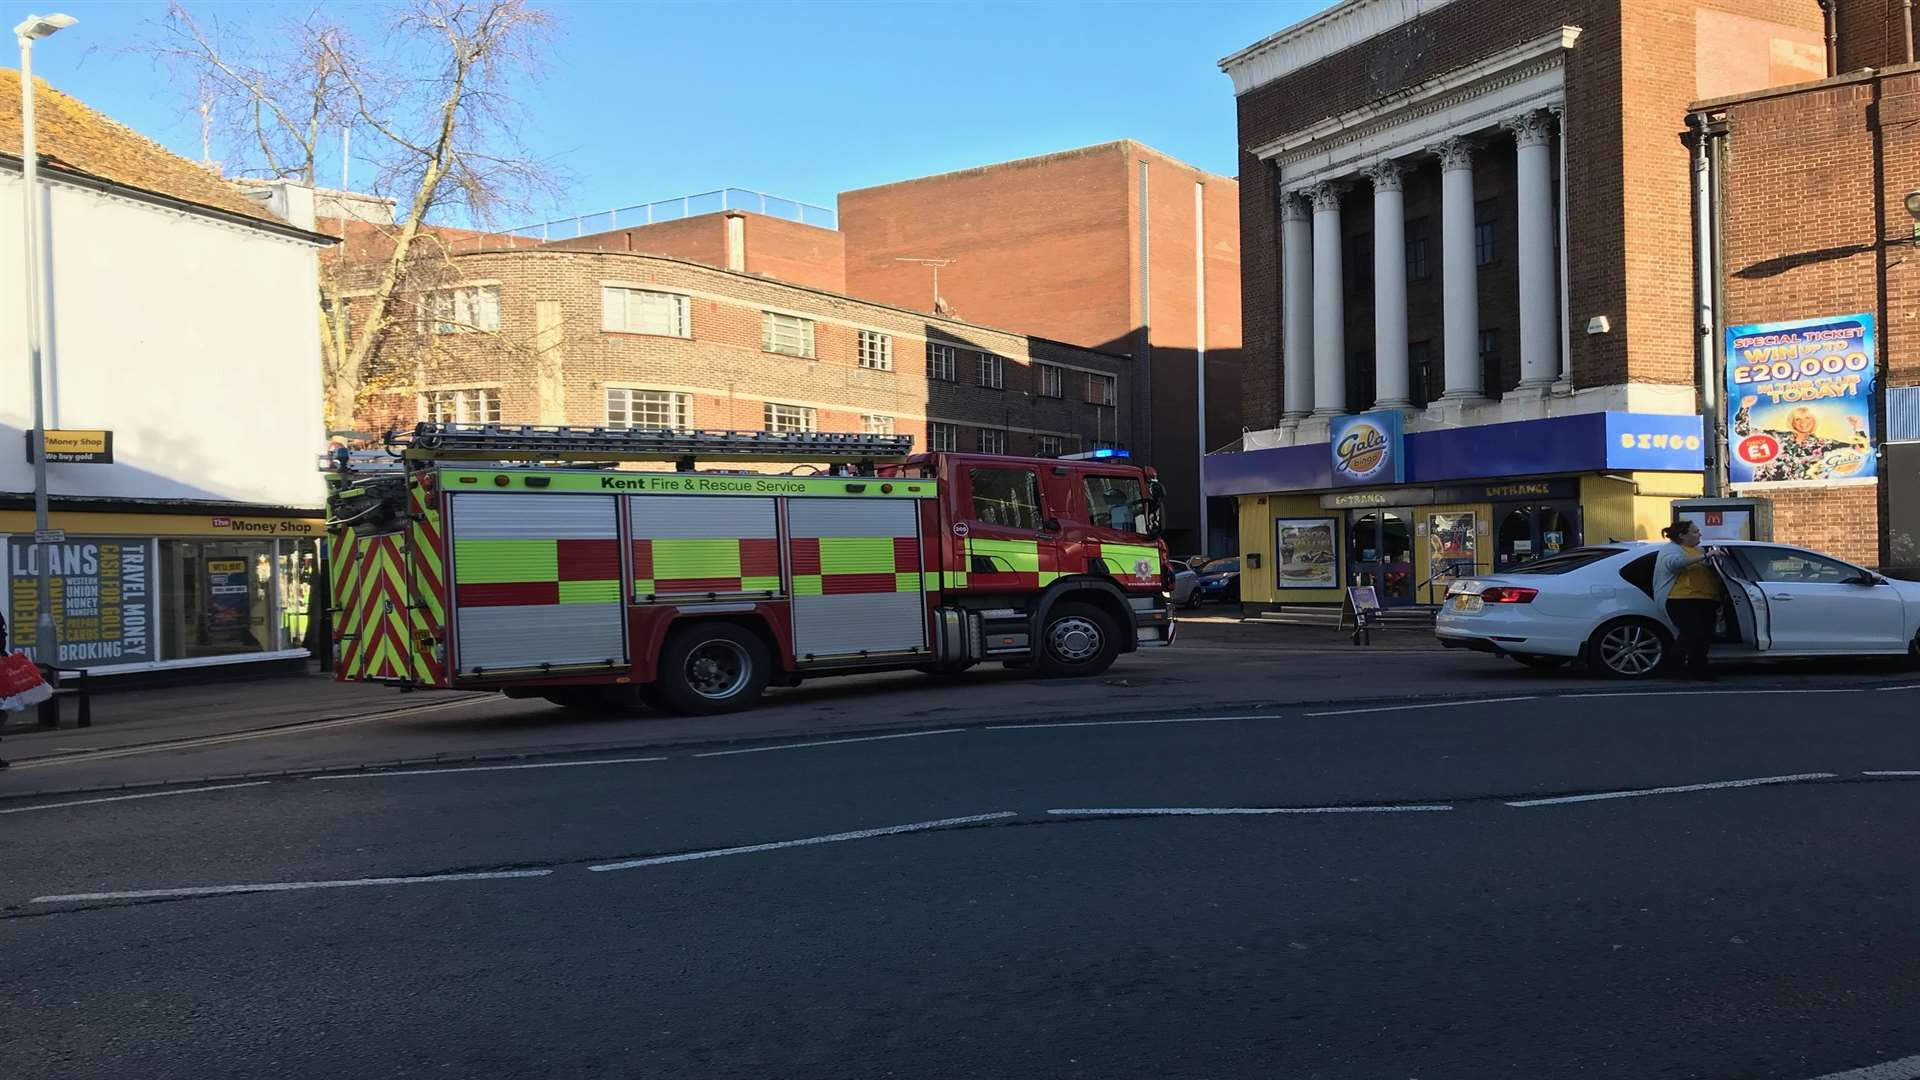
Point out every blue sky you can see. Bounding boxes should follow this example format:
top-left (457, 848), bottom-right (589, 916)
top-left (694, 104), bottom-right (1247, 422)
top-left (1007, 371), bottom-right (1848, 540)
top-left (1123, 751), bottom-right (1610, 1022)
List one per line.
top-left (20, 0), bottom-right (1328, 228)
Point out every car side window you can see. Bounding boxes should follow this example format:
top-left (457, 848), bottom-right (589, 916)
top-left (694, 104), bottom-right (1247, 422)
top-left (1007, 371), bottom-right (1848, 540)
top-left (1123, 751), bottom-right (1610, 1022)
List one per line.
top-left (967, 468), bottom-right (1042, 531)
top-left (1618, 552), bottom-right (1655, 598)
top-left (1743, 547), bottom-right (1858, 584)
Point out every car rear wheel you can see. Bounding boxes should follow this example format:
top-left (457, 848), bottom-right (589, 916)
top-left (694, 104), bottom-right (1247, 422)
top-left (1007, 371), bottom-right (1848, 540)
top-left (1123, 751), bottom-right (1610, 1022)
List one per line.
top-left (654, 622), bottom-right (771, 715)
top-left (1510, 653), bottom-right (1570, 670)
top-left (1036, 602), bottom-right (1121, 678)
top-left (1586, 618), bottom-right (1671, 679)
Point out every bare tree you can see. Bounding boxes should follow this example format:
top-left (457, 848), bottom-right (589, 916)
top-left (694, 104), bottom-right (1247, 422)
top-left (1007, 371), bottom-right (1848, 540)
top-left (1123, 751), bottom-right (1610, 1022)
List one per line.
top-left (153, 0), bottom-right (559, 428)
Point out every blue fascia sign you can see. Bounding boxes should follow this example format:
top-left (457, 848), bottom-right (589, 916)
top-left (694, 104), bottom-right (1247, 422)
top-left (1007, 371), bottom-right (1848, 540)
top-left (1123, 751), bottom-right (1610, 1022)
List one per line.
top-left (1603, 412), bottom-right (1706, 471)
top-left (1327, 410), bottom-right (1405, 488)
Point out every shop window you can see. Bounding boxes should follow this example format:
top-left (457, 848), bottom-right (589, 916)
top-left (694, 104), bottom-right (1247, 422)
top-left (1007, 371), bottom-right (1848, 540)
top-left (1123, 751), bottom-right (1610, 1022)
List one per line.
top-left (159, 540), bottom-right (279, 660)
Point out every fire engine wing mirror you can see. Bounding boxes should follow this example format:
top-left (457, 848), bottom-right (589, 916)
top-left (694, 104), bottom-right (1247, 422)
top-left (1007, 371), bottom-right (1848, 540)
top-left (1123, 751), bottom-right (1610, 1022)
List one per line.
top-left (1144, 480), bottom-right (1167, 538)
top-left (1041, 517), bottom-right (1062, 532)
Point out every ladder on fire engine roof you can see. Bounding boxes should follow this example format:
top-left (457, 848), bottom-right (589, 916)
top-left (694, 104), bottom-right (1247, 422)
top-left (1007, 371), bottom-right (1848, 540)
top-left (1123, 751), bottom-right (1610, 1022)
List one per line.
top-left (396, 423), bottom-right (918, 468)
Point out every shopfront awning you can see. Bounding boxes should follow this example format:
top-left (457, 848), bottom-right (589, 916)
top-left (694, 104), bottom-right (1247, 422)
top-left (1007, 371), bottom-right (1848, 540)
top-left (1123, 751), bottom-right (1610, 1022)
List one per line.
top-left (1204, 411), bottom-right (1704, 497)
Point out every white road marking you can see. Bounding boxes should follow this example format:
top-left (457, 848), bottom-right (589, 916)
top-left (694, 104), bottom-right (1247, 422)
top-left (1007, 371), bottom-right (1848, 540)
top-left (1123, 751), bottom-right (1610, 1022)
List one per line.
top-left (10, 697), bottom-right (482, 770)
top-left (588, 811), bottom-right (1017, 871)
top-left (985, 714), bottom-right (1269, 731)
top-left (1564, 689), bottom-right (1864, 699)
top-left (1877, 685), bottom-right (1920, 692)
top-left (1506, 772), bottom-right (1836, 807)
top-left (310, 756), bottom-right (666, 780)
top-left (691, 728), bottom-right (963, 757)
top-left (31, 869), bottom-right (552, 904)
top-left (1803, 1052), bottom-right (1920, 1080)
top-left (1862, 771), bottom-right (1920, 777)
top-left (1305, 696), bottom-right (1536, 717)
top-left (1046, 805), bottom-right (1454, 816)
top-left (0, 781), bottom-right (270, 815)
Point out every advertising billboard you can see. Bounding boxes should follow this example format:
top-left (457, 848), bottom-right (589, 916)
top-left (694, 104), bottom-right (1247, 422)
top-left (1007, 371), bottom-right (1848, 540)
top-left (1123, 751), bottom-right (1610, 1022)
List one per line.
top-left (1725, 315), bottom-right (1878, 487)
top-left (6, 536), bottom-right (157, 666)
top-left (1328, 410), bottom-right (1405, 488)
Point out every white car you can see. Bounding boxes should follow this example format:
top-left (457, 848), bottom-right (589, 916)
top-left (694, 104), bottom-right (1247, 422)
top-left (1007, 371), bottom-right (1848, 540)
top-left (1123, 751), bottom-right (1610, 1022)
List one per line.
top-left (1170, 560), bottom-right (1201, 608)
top-left (1436, 540), bottom-right (1920, 678)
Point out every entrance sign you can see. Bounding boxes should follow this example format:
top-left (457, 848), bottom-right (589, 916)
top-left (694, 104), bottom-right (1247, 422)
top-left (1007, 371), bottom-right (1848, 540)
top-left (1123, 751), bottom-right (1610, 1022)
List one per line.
top-left (1328, 411), bottom-right (1405, 487)
top-left (6, 536), bottom-right (157, 665)
top-left (1725, 314), bottom-right (1879, 486)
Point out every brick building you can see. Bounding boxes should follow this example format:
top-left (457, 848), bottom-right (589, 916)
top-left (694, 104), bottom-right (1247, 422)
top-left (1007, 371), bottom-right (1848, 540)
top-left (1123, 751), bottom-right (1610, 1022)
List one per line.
top-left (839, 143), bottom-right (1242, 556)
top-left (541, 208), bottom-right (847, 294)
top-left (1690, 0), bottom-right (1920, 574)
top-left (1204, 0), bottom-right (1837, 612)
top-left (341, 249), bottom-right (1132, 467)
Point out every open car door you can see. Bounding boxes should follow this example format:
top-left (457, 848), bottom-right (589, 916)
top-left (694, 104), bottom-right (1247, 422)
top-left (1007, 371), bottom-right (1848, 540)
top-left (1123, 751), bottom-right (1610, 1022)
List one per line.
top-left (1709, 550), bottom-right (1770, 651)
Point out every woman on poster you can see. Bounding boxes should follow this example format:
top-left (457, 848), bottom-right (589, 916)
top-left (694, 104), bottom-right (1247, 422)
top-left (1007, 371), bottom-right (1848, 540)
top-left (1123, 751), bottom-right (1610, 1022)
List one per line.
top-left (1733, 396), bottom-right (1869, 483)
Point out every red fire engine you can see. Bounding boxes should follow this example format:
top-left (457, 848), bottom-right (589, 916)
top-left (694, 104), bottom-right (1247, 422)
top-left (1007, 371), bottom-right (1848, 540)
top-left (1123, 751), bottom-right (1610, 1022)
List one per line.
top-left (324, 424), bottom-right (1175, 714)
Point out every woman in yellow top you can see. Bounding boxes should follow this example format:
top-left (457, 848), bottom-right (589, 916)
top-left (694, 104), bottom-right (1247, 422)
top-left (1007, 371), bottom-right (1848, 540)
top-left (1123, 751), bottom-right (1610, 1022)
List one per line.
top-left (1654, 520), bottom-right (1722, 680)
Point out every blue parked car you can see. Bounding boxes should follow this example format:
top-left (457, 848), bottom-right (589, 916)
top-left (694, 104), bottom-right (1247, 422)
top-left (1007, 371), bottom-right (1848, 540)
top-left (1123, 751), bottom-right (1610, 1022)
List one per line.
top-left (1194, 557), bottom-right (1241, 604)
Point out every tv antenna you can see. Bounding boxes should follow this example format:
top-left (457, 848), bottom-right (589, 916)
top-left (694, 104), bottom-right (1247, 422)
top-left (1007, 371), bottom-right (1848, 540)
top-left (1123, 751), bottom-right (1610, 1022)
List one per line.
top-left (894, 257), bottom-right (955, 313)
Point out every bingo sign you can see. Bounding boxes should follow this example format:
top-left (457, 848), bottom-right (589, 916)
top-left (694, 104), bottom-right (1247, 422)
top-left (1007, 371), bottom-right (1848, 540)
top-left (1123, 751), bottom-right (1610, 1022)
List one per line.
top-left (6, 537), bottom-right (157, 666)
top-left (1328, 410), bottom-right (1406, 488)
top-left (1725, 315), bottom-right (1879, 487)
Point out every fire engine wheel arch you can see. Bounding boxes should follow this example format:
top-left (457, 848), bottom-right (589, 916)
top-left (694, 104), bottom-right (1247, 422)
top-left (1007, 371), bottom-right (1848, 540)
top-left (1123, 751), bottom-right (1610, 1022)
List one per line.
top-left (655, 620), bottom-right (775, 715)
top-left (1031, 577), bottom-right (1140, 655)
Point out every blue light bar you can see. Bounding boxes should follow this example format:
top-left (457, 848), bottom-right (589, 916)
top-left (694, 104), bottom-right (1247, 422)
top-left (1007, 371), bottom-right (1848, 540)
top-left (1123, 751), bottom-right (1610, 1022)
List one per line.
top-left (1091, 448), bottom-right (1128, 459)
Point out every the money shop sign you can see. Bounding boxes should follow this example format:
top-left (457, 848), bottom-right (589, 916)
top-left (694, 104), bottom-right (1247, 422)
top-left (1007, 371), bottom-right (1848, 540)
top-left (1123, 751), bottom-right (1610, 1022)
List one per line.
top-left (1725, 314), bottom-right (1879, 486)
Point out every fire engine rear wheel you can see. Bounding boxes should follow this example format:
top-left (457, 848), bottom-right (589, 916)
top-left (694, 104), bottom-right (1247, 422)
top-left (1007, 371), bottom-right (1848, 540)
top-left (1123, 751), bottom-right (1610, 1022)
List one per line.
top-left (657, 623), bottom-right (771, 715)
top-left (1036, 602), bottom-right (1121, 678)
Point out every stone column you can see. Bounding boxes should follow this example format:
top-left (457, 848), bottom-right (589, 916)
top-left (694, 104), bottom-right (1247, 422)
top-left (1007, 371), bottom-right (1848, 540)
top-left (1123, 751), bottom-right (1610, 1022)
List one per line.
top-left (1506, 110), bottom-right (1559, 394)
top-left (1432, 137), bottom-right (1483, 404)
top-left (1365, 160), bottom-right (1411, 410)
top-left (1280, 192), bottom-right (1315, 422)
top-left (1309, 180), bottom-right (1348, 417)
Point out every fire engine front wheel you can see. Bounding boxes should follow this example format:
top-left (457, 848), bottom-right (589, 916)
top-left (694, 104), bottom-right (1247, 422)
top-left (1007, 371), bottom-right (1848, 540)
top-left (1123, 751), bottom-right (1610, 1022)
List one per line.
top-left (656, 623), bottom-right (771, 715)
top-left (1037, 602), bottom-right (1121, 678)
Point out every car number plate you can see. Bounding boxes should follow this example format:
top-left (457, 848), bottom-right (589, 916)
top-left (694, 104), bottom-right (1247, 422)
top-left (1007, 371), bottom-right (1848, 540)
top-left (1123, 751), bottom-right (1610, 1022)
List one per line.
top-left (1452, 594), bottom-right (1483, 612)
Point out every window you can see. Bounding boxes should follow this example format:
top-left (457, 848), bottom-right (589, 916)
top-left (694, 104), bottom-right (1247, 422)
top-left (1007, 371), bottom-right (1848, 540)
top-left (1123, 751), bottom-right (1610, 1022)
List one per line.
top-left (1038, 364), bottom-right (1064, 398)
top-left (1739, 547), bottom-right (1862, 584)
top-left (1479, 329), bottom-right (1503, 401)
top-left (1084, 474), bottom-right (1147, 534)
top-left (861, 413), bottom-right (895, 435)
top-left (425, 388), bottom-right (501, 425)
top-left (1619, 552), bottom-right (1657, 598)
top-left (1087, 373), bottom-right (1117, 406)
top-left (1344, 231), bottom-right (1373, 297)
top-left (1503, 548), bottom-right (1622, 575)
top-left (1410, 339), bottom-right (1439, 408)
top-left (1347, 349), bottom-right (1375, 416)
top-left (1037, 434), bottom-right (1062, 456)
top-left (419, 285), bottom-right (500, 334)
top-left (927, 342), bottom-right (956, 381)
top-left (977, 428), bottom-right (1007, 454)
top-left (857, 329), bottom-right (893, 370)
top-left (1475, 199), bottom-right (1498, 266)
top-left (763, 402), bottom-right (816, 433)
top-left (928, 421), bottom-right (958, 451)
top-left (976, 352), bottom-right (1004, 389)
top-left (605, 388), bottom-right (690, 431)
top-left (601, 287), bottom-right (688, 337)
top-left (1405, 217), bottom-right (1431, 282)
top-left (762, 312), bottom-right (816, 358)
top-left (967, 467), bottom-right (1042, 530)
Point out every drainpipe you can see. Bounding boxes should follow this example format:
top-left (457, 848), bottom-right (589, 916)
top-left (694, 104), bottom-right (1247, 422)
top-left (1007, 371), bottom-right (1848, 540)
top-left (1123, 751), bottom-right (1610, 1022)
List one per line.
top-left (1818, 0), bottom-right (1838, 76)
top-left (1905, 0), bottom-right (1915, 64)
top-left (1690, 113), bottom-right (1723, 498)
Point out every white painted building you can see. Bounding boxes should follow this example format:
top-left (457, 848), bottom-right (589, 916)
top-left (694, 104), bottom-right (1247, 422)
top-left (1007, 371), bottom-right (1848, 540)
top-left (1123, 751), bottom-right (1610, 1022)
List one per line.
top-left (2, 70), bottom-right (336, 675)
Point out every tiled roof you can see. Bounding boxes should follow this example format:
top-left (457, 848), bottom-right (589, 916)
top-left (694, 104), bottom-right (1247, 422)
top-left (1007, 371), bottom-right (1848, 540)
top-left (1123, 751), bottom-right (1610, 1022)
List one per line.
top-left (2, 68), bottom-right (282, 226)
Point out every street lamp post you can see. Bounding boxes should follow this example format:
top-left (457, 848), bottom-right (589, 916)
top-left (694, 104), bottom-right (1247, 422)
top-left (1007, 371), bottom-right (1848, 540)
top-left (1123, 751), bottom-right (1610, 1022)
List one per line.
top-left (15, 11), bottom-right (76, 665)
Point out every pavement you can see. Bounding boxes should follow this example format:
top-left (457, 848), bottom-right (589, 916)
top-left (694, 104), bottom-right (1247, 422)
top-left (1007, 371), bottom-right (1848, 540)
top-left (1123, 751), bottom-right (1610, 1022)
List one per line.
top-left (4, 681), bottom-right (1920, 1079)
top-left (2, 617), bottom-right (1913, 798)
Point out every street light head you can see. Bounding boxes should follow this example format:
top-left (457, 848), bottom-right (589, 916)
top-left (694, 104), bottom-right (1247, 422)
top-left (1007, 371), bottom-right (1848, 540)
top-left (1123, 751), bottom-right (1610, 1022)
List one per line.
top-left (13, 12), bottom-right (76, 40)
top-left (1906, 191), bottom-right (1920, 222)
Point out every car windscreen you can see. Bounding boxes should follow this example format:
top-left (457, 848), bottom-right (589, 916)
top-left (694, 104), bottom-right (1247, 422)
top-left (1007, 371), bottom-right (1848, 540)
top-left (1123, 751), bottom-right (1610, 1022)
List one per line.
top-left (1204, 559), bottom-right (1240, 575)
top-left (1500, 547), bottom-right (1624, 575)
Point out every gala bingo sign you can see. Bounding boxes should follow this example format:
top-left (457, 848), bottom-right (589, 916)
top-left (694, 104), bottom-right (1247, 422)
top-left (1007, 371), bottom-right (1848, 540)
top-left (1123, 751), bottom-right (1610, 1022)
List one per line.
top-left (1328, 410), bottom-right (1406, 488)
top-left (1725, 314), bottom-right (1880, 487)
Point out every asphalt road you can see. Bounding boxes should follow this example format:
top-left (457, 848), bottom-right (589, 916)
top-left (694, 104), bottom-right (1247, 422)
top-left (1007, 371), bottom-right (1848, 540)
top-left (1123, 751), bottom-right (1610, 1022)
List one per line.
top-left (6, 683), bottom-right (1920, 1079)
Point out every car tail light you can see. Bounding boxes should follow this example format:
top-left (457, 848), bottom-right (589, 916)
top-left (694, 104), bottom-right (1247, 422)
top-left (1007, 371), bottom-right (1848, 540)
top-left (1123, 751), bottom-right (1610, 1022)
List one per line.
top-left (1480, 586), bottom-right (1538, 604)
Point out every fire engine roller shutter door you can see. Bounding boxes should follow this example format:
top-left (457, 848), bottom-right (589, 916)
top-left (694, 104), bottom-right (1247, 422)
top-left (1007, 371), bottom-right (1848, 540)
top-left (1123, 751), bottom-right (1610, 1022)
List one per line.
top-left (787, 498), bottom-right (927, 659)
top-left (448, 493), bottom-right (625, 673)
top-left (628, 495), bottom-right (779, 598)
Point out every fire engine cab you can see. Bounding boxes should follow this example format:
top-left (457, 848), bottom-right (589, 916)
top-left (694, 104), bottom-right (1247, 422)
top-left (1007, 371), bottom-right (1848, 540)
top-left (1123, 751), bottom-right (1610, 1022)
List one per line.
top-left (324, 424), bottom-right (1175, 714)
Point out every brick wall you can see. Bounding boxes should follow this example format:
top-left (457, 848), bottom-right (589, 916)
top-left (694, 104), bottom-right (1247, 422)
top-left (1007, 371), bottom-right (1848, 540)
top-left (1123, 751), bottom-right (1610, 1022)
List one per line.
top-left (1834, 0), bottom-right (1917, 72)
top-left (339, 250), bottom-right (1130, 465)
top-left (539, 212), bottom-right (847, 293)
top-left (1710, 65), bottom-right (1920, 565)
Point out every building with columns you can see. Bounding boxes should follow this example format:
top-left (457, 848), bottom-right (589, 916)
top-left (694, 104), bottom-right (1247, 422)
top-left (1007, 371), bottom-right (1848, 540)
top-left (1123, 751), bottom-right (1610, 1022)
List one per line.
top-left (1204, 0), bottom-right (1835, 612)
